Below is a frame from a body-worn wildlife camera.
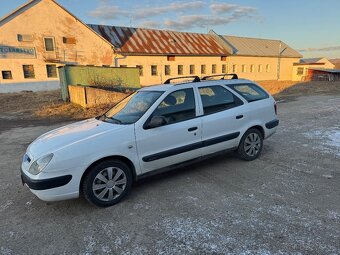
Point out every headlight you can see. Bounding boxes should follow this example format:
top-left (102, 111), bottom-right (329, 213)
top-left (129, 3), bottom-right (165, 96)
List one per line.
top-left (28, 153), bottom-right (54, 175)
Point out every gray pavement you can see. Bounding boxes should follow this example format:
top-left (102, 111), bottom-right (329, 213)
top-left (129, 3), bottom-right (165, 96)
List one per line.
top-left (0, 95), bottom-right (339, 255)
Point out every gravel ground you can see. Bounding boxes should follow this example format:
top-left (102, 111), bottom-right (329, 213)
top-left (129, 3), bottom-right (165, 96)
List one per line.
top-left (0, 95), bottom-right (339, 255)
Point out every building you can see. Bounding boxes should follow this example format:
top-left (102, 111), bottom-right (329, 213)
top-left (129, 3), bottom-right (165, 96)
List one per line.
top-left (0, 0), bottom-right (115, 92)
top-left (89, 25), bottom-right (229, 85)
top-left (1, 0), bottom-right (303, 92)
top-left (91, 25), bottom-right (302, 86)
top-left (292, 58), bottom-right (335, 81)
top-left (211, 32), bottom-right (302, 81)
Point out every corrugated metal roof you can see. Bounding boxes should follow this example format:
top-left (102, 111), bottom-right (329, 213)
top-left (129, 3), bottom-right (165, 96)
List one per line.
top-left (88, 24), bottom-right (228, 56)
top-left (220, 35), bottom-right (302, 58)
top-left (300, 58), bottom-right (323, 63)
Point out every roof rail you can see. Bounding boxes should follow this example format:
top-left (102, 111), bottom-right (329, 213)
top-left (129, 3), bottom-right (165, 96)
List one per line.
top-left (201, 73), bottom-right (238, 80)
top-left (164, 76), bottom-right (201, 84)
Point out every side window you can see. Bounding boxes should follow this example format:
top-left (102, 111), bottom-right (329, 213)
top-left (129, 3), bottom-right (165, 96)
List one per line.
top-left (230, 83), bottom-right (269, 102)
top-left (199, 86), bottom-right (242, 115)
top-left (152, 88), bottom-right (196, 125)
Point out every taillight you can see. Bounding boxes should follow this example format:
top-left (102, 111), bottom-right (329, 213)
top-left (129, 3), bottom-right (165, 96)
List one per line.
top-left (274, 102), bottom-right (277, 115)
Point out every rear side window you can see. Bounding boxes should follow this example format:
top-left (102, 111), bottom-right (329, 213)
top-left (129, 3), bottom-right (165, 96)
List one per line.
top-left (230, 83), bottom-right (269, 102)
top-left (199, 85), bottom-right (243, 115)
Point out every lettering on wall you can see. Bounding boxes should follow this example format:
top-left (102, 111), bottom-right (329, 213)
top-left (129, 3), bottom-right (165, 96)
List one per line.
top-left (0, 46), bottom-right (36, 59)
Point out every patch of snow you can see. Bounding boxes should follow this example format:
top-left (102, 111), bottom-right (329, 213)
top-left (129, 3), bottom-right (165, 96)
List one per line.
top-left (303, 128), bottom-right (340, 157)
top-left (0, 200), bottom-right (13, 212)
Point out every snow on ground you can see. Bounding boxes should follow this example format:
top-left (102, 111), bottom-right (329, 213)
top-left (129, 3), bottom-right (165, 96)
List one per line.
top-left (303, 127), bottom-right (340, 157)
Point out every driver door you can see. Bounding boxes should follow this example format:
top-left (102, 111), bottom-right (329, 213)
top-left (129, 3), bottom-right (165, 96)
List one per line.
top-left (135, 88), bottom-right (202, 173)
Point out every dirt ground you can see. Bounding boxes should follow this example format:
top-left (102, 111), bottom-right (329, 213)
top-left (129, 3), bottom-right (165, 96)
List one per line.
top-left (0, 82), bottom-right (339, 254)
top-left (0, 81), bottom-right (339, 122)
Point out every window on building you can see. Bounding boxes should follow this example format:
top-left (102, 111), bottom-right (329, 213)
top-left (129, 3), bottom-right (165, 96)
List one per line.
top-left (212, 64), bottom-right (217, 74)
top-left (46, 65), bottom-right (57, 78)
top-left (242, 65), bottom-right (247, 73)
top-left (222, 64), bottom-right (226, 73)
top-left (297, 67), bottom-right (304, 75)
top-left (167, 55), bottom-right (175, 61)
top-left (44, 37), bottom-right (55, 52)
top-left (151, 65), bottom-right (157, 76)
top-left (2, 71), bottom-right (13, 79)
top-left (266, 64), bottom-right (270, 72)
top-left (63, 37), bottom-right (76, 44)
top-left (136, 65), bottom-right (143, 76)
top-left (190, 65), bottom-right (195, 75)
top-left (250, 64), bottom-right (255, 73)
top-left (221, 56), bottom-right (227, 61)
top-left (165, 65), bottom-right (171, 76)
top-left (232, 64), bottom-right (237, 73)
top-left (17, 34), bottom-right (33, 42)
top-left (201, 64), bottom-right (206, 74)
top-left (178, 65), bottom-right (183, 75)
top-left (23, 65), bottom-right (35, 79)
top-left (258, 64), bottom-right (263, 73)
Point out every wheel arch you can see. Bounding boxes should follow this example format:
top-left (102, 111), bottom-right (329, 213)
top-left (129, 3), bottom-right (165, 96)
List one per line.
top-left (79, 155), bottom-right (137, 195)
top-left (247, 125), bottom-right (265, 138)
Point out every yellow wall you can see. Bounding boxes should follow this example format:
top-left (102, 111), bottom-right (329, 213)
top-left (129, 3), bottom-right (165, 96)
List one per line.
top-left (0, 0), bottom-right (114, 84)
top-left (118, 55), bottom-right (300, 86)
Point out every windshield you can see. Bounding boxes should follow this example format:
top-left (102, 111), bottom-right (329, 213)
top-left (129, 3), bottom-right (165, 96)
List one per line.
top-left (98, 91), bottom-right (163, 124)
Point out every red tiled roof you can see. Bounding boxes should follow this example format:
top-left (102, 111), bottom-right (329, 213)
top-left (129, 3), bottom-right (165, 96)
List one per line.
top-left (89, 24), bottom-right (228, 56)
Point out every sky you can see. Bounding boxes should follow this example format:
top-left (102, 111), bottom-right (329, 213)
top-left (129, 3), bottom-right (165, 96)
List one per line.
top-left (1, 0), bottom-right (340, 58)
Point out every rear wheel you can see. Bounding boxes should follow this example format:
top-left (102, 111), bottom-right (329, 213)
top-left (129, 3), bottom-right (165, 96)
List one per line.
top-left (82, 160), bottom-right (132, 207)
top-left (237, 128), bottom-right (263, 161)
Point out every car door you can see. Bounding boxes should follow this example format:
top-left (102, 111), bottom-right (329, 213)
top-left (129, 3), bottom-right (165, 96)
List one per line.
top-left (135, 88), bottom-right (202, 173)
top-left (198, 85), bottom-right (245, 155)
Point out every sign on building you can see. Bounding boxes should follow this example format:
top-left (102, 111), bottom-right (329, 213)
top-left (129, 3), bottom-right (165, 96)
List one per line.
top-left (0, 46), bottom-right (36, 59)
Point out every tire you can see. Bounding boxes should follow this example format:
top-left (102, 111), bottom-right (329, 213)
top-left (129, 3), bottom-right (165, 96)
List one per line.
top-left (82, 160), bottom-right (132, 207)
top-left (237, 128), bottom-right (263, 161)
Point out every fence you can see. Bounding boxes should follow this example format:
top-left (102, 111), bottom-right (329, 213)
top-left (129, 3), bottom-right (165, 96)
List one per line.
top-left (59, 65), bottom-right (141, 101)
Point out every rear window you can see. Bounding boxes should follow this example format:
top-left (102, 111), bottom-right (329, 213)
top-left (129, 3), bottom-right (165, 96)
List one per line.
top-left (229, 83), bottom-right (269, 102)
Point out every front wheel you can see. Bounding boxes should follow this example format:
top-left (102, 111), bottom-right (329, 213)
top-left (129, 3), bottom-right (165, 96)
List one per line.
top-left (82, 160), bottom-right (132, 207)
top-left (237, 128), bottom-right (263, 161)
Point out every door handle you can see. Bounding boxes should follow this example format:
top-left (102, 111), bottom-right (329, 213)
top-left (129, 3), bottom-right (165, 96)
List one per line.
top-left (188, 127), bottom-right (198, 132)
top-left (236, 115), bottom-right (244, 119)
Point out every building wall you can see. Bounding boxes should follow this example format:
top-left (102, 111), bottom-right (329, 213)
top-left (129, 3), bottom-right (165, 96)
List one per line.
top-left (0, 0), bottom-right (114, 88)
top-left (118, 55), bottom-right (300, 86)
top-left (228, 56), bottom-right (299, 81)
top-left (117, 55), bottom-right (227, 85)
top-left (292, 58), bottom-right (335, 81)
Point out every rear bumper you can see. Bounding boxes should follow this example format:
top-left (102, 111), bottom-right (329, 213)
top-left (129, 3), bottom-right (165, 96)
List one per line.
top-left (21, 170), bottom-right (72, 190)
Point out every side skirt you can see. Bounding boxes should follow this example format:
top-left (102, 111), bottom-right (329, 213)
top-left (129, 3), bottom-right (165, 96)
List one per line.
top-left (136, 147), bottom-right (238, 181)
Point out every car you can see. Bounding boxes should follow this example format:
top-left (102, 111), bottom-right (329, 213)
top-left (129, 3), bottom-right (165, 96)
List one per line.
top-left (21, 74), bottom-right (279, 207)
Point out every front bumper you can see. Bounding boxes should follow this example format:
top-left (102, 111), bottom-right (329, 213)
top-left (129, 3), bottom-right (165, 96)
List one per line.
top-left (21, 170), bottom-right (72, 190)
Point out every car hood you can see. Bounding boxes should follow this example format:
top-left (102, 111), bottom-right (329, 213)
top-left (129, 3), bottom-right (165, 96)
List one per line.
top-left (28, 118), bottom-right (126, 159)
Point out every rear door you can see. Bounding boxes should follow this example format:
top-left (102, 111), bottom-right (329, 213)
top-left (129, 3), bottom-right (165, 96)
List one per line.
top-left (135, 88), bottom-right (202, 173)
top-left (198, 85), bottom-right (245, 155)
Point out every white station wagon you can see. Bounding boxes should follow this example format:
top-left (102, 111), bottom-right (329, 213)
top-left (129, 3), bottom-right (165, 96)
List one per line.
top-left (21, 74), bottom-right (279, 207)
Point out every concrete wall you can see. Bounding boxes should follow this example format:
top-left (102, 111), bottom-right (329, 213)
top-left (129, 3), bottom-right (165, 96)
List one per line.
top-left (0, 80), bottom-right (60, 93)
top-left (68, 85), bottom-right (127, 107)
top-left (0, 0), bottom-right (114, 91)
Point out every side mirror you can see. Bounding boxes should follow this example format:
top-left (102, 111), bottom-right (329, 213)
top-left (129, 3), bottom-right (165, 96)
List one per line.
top-left (146, 116), bottom-right (167, 129)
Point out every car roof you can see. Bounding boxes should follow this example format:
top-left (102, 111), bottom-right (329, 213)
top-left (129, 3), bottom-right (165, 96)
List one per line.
top-left (139, 78), bottom-right (255, 92)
